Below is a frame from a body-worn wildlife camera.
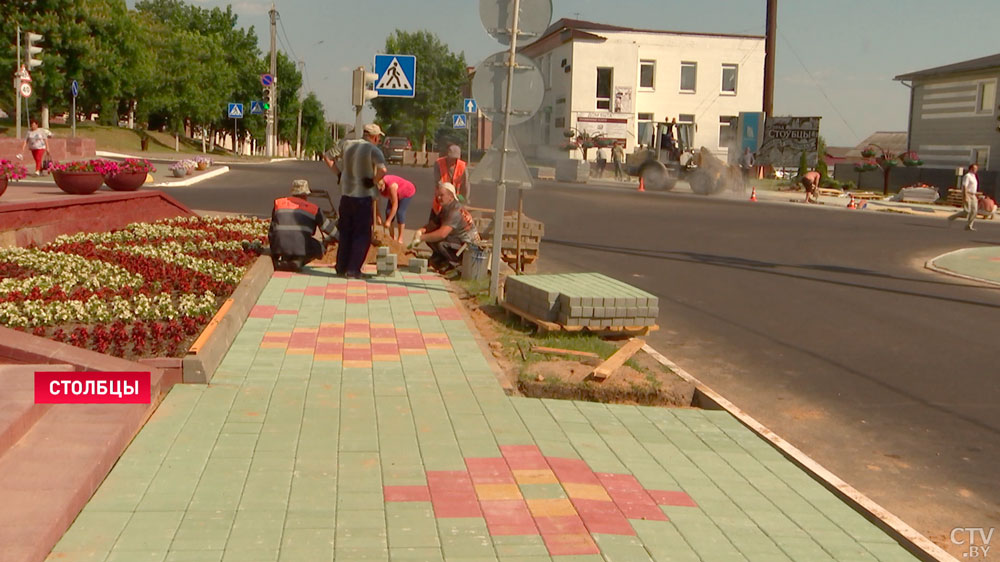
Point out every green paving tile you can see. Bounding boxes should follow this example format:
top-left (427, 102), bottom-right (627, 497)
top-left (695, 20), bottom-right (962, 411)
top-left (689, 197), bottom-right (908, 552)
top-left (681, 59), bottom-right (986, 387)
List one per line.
top-left (386, 503), bottom-right (440, 549)
top-left (164, 551), bottom-right (224, 562)
top-left (592, 534), bottom-right (653, 561)
top-left (490, 535), bottom-right (549, 558)
top-left (113, 511), bottom-right (185, 551)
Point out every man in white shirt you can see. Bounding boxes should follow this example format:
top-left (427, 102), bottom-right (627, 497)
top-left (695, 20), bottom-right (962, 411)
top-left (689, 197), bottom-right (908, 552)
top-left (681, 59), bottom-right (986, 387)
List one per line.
top-left (948, 163), bottom-right (979, 231)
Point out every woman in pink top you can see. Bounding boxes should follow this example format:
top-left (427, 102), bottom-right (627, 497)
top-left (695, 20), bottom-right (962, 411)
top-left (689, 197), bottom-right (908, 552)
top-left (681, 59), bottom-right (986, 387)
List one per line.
top-left (376, 174), bottom-right (416, 243)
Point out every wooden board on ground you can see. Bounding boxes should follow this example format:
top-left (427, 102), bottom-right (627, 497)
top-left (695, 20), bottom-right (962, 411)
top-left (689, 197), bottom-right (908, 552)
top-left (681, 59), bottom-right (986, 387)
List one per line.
top-left (531, 346), bottom-right (601, 364)
top-left (817, 188), bottom-right (844, 197)
top-left (850, 191), bottom-right (883, 200)
top-left (500, 300), bottom-right (658, 337)
top-left (590, 337), bottom-right (645, 381)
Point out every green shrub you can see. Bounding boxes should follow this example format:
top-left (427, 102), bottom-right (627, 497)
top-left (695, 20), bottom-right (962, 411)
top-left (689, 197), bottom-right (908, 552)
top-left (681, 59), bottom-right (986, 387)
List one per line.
top-left (797, 150), bottom-right (808, 179)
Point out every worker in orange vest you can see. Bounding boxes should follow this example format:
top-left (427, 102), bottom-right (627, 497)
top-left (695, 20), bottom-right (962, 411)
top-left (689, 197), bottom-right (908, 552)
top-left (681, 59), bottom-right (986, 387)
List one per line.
top-left (433, 144), bottom-right (470, 214)
top-left (266, 179), bottom-right (337, 271)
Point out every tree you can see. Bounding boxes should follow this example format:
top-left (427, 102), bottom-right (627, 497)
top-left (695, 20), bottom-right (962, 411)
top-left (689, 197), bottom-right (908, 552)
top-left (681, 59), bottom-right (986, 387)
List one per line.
top-left (854, 145), bottom-right (923, 195)
top-left (797, 150), bottom-right (808, 180)
top-left (816, 136), bottom-right (829, 183)
top-left (370, 30), bottom-right (467, 151)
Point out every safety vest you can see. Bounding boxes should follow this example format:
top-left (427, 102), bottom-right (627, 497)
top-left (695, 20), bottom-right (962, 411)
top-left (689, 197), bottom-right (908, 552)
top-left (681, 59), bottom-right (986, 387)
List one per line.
top-left (433, 158), bottom-right (467, 213)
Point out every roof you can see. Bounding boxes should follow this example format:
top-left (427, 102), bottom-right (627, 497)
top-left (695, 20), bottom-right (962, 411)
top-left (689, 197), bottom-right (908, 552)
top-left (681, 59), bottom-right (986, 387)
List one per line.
top-left (845, 132), bottom-right (908, 159)
top-left (894, 53), bottom-right (1000, 81)
top-left (521, 18), bottom-right (763, 56)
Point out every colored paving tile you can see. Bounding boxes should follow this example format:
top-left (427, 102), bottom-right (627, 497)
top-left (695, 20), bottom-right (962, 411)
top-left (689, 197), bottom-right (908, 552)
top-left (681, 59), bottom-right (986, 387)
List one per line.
top-left (46, 270), bottom-right (922, 562)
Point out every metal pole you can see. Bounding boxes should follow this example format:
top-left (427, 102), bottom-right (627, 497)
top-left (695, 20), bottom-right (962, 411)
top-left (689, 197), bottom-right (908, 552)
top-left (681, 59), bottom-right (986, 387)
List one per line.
top-left (489, 0), bottom-right (521, 299)
top-left (267, 4), bottom-right (278, 157)
top-left (515, 191), bottom-right (524, 273)
top-left (234, 118), bottom-right (238, 156)
top-left (15, 25), bottom-right (22, 141)
top-left (763, 0), bottom-right (777, 118)
top-left (296, 59), bottom-right (304, 159)
top-left (467, 116), bottom-right (472, 167)
top-left (72, 95), bottom-right (76, 138)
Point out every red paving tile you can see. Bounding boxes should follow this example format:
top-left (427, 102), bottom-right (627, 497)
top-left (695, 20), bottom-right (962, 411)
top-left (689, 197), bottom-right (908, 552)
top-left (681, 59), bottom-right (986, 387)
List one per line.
top-left (649, 489), bottom-right (698, 507)
top-left (533, 515), bottom-right (589, 535)
top-left (436, 308), bottom-right (462, 320)
top-left (481, 500), bottom-right (537, 535)
top-left (542, 533), bottom-right (600, 556)
top-left (384, 485), bottom-right (431, 502)
top-left (547, 457), bottom-right (600, 485)
top-left (572, 498), bottom-right (636, 535)
top-left (249, 305), bottom-right (277, 318)
top-left (499, 445), bottom-right (549, 470)
top-left (343, 349), bottom-right (372, 361)
top-left (466, 457), bottom-right (516, 484)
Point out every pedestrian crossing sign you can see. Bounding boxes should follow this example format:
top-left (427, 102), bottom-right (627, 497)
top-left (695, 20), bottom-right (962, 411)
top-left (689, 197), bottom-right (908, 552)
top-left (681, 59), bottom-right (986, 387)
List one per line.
top-left (228, 103), bottom-right (244, 119)
top-left (452, 114), bottom-right (467, 129)
top-left (374, 54), bottom-right (416, 98)
top-left (250, 101), bottom-right (264, 115)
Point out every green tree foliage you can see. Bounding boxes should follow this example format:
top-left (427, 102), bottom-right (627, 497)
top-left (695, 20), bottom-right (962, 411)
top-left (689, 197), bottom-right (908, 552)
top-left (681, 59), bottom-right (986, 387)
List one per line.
top-left (816, 136), bottom-right (829, 182)
top-left (797, 150), bottom-right (809, 179)
top-left (371, 30), bottom-right (467, 151)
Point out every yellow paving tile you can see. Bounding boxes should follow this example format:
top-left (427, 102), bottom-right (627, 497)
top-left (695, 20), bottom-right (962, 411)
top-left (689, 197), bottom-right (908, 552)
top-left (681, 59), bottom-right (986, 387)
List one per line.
top-left (371, 323), bottom-right (395, 329)
top-left (314, 354), bottom-right (342, 362)
top-left (526, 498), bottom-right (577, 517)
top-left (345, 332), bottom-right (370, 338)
top-left (344, 343), bottom-right (371, 349)
top-left (344, 360), bottom-right (373, 368)
top-left (320, 322), bottom-right (345, 328)
top-left (373, 355), bottom-right (401, 362)
top-left (562, 483), bottom-right (611, 501)
top-left (475, 484), bottom-right (523, 501)
top-left (399, 349), bottom-right (427, 355)
top-left (425, 344), bottom-right (452, 350)
top-left (265, 331), bottom-right (292, 336)
top-left (317, 337), bottom-right (343, 343)
top-left (285, 349), bottom-right (314, 355)
top-left (371, 338), bottom-right (398, 344)
top-left (513, 469), bottom-right (559, 484)
top-left (260, 342), bottom-right (288, 349)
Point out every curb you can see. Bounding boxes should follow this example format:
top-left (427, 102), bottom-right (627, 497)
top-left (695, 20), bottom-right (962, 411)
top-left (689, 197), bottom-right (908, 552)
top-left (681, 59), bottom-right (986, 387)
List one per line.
top-left (925, 249), bottom-right (1000, 288)
top-left (182, 255), bottom-right (274, 383)
top-left (151, 165), bottom-right (230, 188)
top-left (444, 281), bottom-right (515, 395)
top-left (641, 343), bottom-right (958, 562)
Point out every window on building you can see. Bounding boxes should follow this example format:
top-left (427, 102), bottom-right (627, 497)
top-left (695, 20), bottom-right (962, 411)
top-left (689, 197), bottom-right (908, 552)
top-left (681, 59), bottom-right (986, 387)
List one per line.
top-left (719, 116), bottom-right (737, 147)
top-left (596, 67), bottom-right (613, 110)
top-left (678, 114), bottom-right (696, 125)
top-left (972, 147), bottom-right (990, 168)
top-left (639, 60), bottom-right (655, 89)
top-left (680, 62), bottom-right (697, 93)
top-left (637, 112), bottom-right (654, 121)
top-left (721, 64), bottom-right (738, 95)
top-left (977, 81), bottom-right (996, 114)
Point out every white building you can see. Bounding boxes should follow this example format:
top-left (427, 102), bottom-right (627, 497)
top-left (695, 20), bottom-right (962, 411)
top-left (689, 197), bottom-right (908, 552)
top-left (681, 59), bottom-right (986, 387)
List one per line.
top-left (517, 19), bottom-right (766, 162)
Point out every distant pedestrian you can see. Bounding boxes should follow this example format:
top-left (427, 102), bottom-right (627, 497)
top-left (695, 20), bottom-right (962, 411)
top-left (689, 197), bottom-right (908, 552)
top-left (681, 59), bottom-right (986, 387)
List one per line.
top-left (800, 170), bottom-right (822, 204)
top-left (739, 148), bottom-right (755, 187)
top-left (612, 142), bottom-right (626, 181)
top-left (376, 174), bottom-right (416, 243)
top-left (595, 145), bottom-right (608, 178)
top-left (948, 163), bottom-right (979, 231)
top-left (323, 123), bottom-right (387, 278)
top-left (20, 119), bottom-right (52, 176)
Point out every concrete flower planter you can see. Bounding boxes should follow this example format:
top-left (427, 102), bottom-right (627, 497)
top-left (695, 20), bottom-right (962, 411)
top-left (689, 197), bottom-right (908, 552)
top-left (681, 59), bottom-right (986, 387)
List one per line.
top-left (555, 159), bottom-right (590, 183)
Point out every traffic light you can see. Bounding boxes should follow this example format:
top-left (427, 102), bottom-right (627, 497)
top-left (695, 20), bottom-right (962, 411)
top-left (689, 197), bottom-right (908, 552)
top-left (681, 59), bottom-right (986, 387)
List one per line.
top-left (262, 86), bottom-right (272, 110)
top-left (25, 32), bottom-right (43, 69)
top-left (351, 67), bottom-right (378, 107)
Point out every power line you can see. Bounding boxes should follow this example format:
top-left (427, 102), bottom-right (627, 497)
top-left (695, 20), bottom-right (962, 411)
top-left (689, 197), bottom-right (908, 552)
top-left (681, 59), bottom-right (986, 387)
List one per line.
top-left (779, 32), bottom-right (860, 142)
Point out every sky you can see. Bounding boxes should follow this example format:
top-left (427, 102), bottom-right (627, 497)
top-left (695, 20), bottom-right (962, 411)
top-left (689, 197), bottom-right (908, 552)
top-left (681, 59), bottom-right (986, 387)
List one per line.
top-left (174, 0), bottom-right (998, 147)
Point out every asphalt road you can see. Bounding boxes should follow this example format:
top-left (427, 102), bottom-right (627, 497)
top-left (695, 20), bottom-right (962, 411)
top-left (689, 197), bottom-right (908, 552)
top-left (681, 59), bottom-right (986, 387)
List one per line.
top-left (164, 160), bottom-right (1000, 551)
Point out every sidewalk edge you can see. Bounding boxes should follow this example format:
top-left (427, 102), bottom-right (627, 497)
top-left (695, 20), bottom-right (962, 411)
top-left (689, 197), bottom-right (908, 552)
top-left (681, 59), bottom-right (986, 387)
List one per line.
top-left (641, 343), bottom-right (959, 562)
top-left (925, 249), bottom-right (1000, 288)
top-left (444, 281), bottom-right (515, 395)
top-left (151, 166), bottom-right (230, 188)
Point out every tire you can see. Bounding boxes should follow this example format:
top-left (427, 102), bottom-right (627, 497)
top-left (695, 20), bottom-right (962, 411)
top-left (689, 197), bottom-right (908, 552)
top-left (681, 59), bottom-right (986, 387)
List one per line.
top-left (639, 162), bottom-right (676, 191)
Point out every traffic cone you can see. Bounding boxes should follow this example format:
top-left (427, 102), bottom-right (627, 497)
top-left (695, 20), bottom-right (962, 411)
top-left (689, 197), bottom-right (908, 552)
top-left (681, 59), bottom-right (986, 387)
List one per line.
top-left (749, 187), bottom-right (757, 202)
top-left (638, 177), bottom-right (645, 192)
top-left (847, 194), bottom-right (857, 209)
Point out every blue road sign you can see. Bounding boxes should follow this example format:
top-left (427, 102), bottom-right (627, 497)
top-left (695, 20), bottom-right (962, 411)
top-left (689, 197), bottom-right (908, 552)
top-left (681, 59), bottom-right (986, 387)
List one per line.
top-left (463, 98), bottom-right (477, 113)
top-left (452, 114), bottom-right (467, 129)
top-left (71, 80), bottom-right (79, 97)
top-left (228, 103), bottom-right (244, 119)
top-left (374, 54), bottom-right (416, 98)
top-left (261, 74), bottom-right (274, 87)
top-left (250, 101), bottom-right (264, 115)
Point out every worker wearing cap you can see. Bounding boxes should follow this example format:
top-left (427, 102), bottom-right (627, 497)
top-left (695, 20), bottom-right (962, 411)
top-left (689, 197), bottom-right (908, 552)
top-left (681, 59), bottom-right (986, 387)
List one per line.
top-left (414, 182), bottom-right (479, 273)
top-left (433, 144), bottom-right (470, 214)
top-left (267, 179), bottom-right (337, 270)
top-left (323, 123), bottom-right (387, 278)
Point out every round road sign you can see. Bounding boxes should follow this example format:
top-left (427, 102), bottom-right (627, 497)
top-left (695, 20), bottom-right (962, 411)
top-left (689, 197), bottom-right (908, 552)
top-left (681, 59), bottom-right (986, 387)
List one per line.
top-left (479, 0), bottom-right (552, 46)
top-left (261, 73), bottom-right (274, 87)
top-left (19, 82), bottom-right (32, 98)
top-left (471, 51), bottom-right (544, 126)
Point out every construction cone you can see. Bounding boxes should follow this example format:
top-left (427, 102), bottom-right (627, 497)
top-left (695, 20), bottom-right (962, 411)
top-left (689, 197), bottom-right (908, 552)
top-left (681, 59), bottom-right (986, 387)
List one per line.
top-left (749, 187), bottom-right (757, 202)
top-left (638, 177), bottom-right (645, 192)
top-left (847, 194), bottom-right (857, 209)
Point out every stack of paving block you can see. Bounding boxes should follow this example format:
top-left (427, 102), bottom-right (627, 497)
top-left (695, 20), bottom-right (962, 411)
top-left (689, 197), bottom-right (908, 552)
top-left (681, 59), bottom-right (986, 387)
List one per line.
top-left (409, 257), bottom-right (428, 274)
top-left (469, 208), bottom-right (544, 266)
top-left (376, 246), bottom-right (397, 276)
top-left (504, 273), bottom-right (659, 328)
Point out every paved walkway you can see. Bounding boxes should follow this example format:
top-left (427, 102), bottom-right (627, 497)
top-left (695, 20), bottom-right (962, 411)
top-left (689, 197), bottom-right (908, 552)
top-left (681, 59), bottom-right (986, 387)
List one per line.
top-left (47, 268), bottom-right (920, 561)
top-left (927, 247), bottom-right (1000, 286)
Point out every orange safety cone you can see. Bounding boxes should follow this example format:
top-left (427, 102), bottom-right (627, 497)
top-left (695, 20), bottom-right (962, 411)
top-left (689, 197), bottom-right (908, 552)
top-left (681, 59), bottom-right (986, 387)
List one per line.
top-left (847, 194), bottom-right (857, 209)
top-left (749, 187), bottom-right (757, 202)
top-left (638, 177), bottom-right (645, 192)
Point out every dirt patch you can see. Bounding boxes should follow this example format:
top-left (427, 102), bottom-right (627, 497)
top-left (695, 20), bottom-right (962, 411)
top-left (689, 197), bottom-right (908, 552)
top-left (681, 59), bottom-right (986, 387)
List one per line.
top-left (453, 283), bottom-right (696, 408)
top-left (519, 359), bottom-right (695, 407)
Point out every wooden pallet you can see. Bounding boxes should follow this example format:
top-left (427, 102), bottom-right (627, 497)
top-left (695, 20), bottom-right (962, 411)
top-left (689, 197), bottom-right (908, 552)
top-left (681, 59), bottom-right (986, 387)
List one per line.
top-left (500, 300), bottom-right (658, 337)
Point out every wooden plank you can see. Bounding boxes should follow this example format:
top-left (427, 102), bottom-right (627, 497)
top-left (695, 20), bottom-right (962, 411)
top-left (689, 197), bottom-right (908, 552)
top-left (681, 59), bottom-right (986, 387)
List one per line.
top-left (500, 300), bottom-right (561, 332)
top-left (531, 346), bottom-right (600, 360)
top-left (590, 337), bottom-right (645, 381)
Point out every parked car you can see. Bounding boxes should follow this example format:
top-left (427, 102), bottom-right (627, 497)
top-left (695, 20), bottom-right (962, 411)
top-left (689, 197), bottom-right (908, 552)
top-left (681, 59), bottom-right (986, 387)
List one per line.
top-left (382, 136), bottom-right (412, 164)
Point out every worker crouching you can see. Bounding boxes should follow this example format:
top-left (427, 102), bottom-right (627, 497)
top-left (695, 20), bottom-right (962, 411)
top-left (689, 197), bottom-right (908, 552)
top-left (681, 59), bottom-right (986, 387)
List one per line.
top-left (267, 179), bottom-right (338, 272)
top-left (413, 182), bottom-right (480, 274)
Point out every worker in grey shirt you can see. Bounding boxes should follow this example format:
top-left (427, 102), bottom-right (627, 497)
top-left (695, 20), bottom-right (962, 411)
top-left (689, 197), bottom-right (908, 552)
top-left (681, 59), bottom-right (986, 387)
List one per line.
top-left (322, 123), bottom-right (387, 277)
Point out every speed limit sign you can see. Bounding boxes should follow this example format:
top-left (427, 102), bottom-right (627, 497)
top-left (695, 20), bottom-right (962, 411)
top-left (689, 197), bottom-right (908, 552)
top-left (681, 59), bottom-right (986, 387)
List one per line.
top-left (19, 82), bottom-right (32, 98)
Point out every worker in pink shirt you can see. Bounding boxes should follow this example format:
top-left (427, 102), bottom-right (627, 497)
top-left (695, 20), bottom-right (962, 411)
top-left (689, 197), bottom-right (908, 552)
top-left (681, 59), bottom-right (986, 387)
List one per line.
top-left (376, 174), bottom-right (416, 243)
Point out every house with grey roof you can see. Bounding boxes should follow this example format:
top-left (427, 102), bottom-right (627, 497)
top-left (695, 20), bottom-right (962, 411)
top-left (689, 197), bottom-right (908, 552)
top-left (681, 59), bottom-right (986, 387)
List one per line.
top-left (894, 53), bottom-right (999, 172)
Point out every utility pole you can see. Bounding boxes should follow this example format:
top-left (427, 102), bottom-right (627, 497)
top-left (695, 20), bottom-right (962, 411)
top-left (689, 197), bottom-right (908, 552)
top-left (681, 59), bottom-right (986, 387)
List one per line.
top-left (763, 0), bottom-right (777, 118)
top-left (267, 4), bottom-right (278, 157)
top-left (295, 59), bottom-right (304, 159)
top-left (15, 24), bottom-right (22, 141)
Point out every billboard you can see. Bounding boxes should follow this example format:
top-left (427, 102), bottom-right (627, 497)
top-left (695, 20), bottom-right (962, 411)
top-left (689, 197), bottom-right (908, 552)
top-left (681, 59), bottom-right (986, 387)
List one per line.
top-left (756, 116), bottom-right (821, 167)
top-left (575, 113), bottom-right (630, 146)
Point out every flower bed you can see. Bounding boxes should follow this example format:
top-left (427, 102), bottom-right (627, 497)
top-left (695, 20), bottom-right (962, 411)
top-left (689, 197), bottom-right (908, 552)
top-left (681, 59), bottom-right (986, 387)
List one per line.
top-left (0, 216), bottom-right (268, 359)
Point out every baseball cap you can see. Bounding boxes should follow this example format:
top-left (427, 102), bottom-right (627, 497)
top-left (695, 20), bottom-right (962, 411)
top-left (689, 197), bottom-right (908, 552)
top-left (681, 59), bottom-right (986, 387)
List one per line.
top-left (291, 179), bottom-right (310, 196)
top-left (438, 182), bottom-right (457, 197)
top-left (363, 123), bottom-right (383, 137)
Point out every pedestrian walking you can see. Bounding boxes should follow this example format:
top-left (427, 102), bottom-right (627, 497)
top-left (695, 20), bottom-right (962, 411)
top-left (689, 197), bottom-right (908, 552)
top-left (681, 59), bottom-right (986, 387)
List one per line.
top-left (376, 174), bottom-right (416, 243)
top-left (739, 147), bottom-right (755, 194)
top-left (322, 123), bottom-right (387, 278)
top-left (612, 141), bottom-right (626, 181)
top-left (20, 119), bottom-right (52, 176)
top-left (948, 163), bottom-right (980, 231)
top-left (595, 144), bottom-right (608, 178)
